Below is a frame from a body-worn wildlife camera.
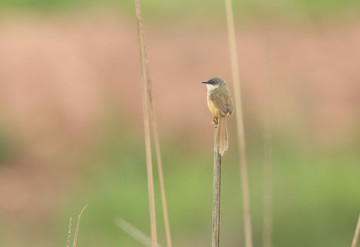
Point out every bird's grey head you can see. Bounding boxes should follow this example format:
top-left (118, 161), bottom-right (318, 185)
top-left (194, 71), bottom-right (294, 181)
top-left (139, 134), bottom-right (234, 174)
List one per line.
top-left (201, 77), bottom-right (226, 91)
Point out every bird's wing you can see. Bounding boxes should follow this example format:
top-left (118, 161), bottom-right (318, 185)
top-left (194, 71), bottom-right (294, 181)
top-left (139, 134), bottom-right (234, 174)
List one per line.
top-left (210, 91), bottom-right (231, 116)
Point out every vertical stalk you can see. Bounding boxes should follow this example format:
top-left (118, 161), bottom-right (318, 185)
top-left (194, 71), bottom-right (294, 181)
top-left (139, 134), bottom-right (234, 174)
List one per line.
top-left (135, 0), bottom-right (172, 244)
top-left (151, 121), bottom-right (173, 247)
top-left (72, 205), bottom-right (88, 247)
top-left (135, 0), bottom-right (158, 246)
top-left (67, 217), bottom-right (72, 247)
top-left (351, 215), bottom-right (360, 247)
top-left (224, 0), bottom-right (253, 247)
top-left (263, 36), bottom-right (273, 247)
top-left (146, 63), bottom-right (172, 247)
top-left (212, 127), bottom-right (222, 247)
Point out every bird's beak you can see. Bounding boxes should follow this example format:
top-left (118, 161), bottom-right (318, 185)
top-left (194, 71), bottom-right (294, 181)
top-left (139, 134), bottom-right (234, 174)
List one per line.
top-left (201, 81), bottom-right (210, 84)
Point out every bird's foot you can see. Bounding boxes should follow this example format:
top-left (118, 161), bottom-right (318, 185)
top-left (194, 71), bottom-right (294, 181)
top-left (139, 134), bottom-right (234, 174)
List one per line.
top-left (211, 115), bottom-right (218, 127)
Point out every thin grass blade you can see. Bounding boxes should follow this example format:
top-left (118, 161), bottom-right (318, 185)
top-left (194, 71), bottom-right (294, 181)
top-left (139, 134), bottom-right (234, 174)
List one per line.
top-left (224, 0), bottom-right (253, 246)
top-left (135, 0), bottom-right (158, 245)
top-left (72, 205), bottom-right (88, 247)
top-left (67, 217), bottom-right (72, 247)
top-left (115, 218), bottom-right (163, 247)
top-left (351, 215), bottom-right (360, 247)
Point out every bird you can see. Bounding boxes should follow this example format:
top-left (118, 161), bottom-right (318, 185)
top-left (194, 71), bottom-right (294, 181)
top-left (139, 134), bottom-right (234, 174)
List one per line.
top-left (202, 77), bottom-right (233, 156)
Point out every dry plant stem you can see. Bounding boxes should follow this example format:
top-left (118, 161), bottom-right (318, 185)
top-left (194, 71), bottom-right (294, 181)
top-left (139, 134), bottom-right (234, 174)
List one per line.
top-left (115, 218), bottom-right (163, 247)
top-left (351, 215), bottom-right (360, 247)
top-left (212, 126), bottom-right (221, 247)
top-left (67, 217), bottom-right (72, 247)
top-left (72, 205), bottom-right (87, 247)
top-left (151, 120), bottom-right (173, 247)
top-left (212, 127), bottom-right (222, 247)
top-left (135, 0), bottom-right (158, 246)
top-left (263, 38), bottom-right (273, 247)
top-left (143, 28), bottom-right (172, 247)
top-left (224, 0), bottom-right (253, 247)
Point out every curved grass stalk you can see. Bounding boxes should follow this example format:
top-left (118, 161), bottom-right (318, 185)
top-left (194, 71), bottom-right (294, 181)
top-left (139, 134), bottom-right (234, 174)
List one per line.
top-left (135, 0), bottom-right (158, 245)
top-left (224, 0), bottom-right (253, 246)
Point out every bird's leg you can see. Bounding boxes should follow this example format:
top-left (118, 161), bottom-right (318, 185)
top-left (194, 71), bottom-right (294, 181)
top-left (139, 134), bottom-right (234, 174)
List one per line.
top-left (212, 115), bottom-right (218, 126)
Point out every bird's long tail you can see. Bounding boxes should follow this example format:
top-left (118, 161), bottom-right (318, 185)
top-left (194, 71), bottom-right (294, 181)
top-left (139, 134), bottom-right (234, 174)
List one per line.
top-left (216, 115), bottom-right (228, 156)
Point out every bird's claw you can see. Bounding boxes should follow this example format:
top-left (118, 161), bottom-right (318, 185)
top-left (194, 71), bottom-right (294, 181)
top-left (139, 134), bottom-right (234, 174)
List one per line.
top-left (211, 115), bottom-right (218, 127)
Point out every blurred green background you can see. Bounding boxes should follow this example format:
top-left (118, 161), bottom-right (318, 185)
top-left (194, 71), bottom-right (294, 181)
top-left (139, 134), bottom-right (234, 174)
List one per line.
top-left (0, 0), bottom-right (359, 247)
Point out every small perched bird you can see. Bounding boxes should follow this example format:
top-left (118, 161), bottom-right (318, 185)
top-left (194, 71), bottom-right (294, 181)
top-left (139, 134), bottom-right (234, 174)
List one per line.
top-left (202, 77), bottom-right (233, 156)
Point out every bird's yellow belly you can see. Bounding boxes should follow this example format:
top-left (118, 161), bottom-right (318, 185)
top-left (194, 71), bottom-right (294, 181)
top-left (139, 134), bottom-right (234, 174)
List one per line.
top-left (207, 98), bottom-right (220, 116)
